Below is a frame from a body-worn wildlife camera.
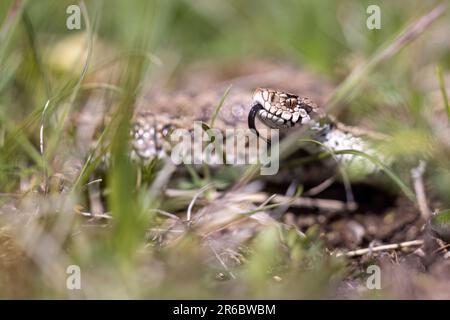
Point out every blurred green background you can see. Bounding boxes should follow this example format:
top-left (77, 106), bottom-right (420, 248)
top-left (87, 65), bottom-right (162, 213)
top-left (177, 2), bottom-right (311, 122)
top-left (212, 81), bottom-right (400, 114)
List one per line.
top-left (0, 0), bottom-right (449, 299)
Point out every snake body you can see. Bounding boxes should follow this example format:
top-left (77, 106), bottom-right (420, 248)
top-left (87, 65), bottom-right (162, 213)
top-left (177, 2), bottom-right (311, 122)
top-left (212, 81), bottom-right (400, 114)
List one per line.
top-left (131, 88), bottom-right (377, 176)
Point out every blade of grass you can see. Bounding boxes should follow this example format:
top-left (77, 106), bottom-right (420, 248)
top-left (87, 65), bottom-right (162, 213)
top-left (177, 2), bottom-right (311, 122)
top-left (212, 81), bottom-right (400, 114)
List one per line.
top-left (81, 82), bottom-right (124, 93)
top-left (298, 138), bottom-right (356, 203)
top-left (209, 84), bottom-right (232, 128)
top-left (436, 65), bottom-right (450, 123)
top-left (22, 9), bottom-right (52, 97)
top-left (331, 148), bottom-right (415, 201)
top-left (336, 149), bottom-right (415, 201)
top-left (71, 130), bottom-right (109, 191)
top-left (0, 0), bottom-right (29, 67)
top-left (0, 109), bottom-right (43, 169)
top-left (197, 85), bottom-right (232, 182)
top-left (44, 0), bottom-right (95, 160)
top-left (184, 163), bottom-right (203, 187)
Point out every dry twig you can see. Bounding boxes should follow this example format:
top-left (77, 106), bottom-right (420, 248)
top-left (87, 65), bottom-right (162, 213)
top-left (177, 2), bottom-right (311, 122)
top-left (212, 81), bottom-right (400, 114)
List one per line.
top-left (336, 239), bottom-right (424, 258)
top-left (166, 188), bottom-right (357, 212)
top-left (411, 161), bottom-right (431, 220)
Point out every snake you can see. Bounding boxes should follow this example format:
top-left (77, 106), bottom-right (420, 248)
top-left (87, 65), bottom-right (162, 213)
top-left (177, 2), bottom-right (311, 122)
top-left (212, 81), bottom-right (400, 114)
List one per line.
top-left (127, 87), bottom-right (384, 254)
top-left (130, 87), bottom-right (379, 177)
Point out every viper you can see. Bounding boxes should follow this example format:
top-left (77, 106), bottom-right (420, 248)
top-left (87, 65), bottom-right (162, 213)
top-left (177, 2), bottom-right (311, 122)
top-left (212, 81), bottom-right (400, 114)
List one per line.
top-left (131, 87), bottom-right (379, 177)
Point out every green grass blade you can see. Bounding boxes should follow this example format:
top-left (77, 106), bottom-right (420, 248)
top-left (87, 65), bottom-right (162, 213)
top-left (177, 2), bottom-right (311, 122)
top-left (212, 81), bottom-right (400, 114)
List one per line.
top-left (436, 65), bottom-right (450, 123)
top-left (209, 84), bottom-right (232, 128)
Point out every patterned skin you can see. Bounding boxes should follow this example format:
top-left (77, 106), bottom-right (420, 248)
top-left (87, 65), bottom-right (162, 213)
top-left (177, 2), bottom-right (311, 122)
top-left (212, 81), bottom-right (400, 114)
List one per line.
top-left (250, 88), bottom-right (318, 129)
top-left (131, 88), bottom-right (379, 176)
top-left (132, 88), bottom-right (320, 160)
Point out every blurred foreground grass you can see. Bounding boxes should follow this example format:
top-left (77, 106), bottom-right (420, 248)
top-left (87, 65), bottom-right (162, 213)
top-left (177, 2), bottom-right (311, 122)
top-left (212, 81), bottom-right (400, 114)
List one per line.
top-left (0, 0), bottom-right (450, 299)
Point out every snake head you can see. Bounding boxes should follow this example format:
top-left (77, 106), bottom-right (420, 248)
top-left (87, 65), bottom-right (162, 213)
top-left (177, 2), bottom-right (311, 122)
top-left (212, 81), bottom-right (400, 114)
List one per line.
top-left (248, 88), bottom-right (318, 139)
